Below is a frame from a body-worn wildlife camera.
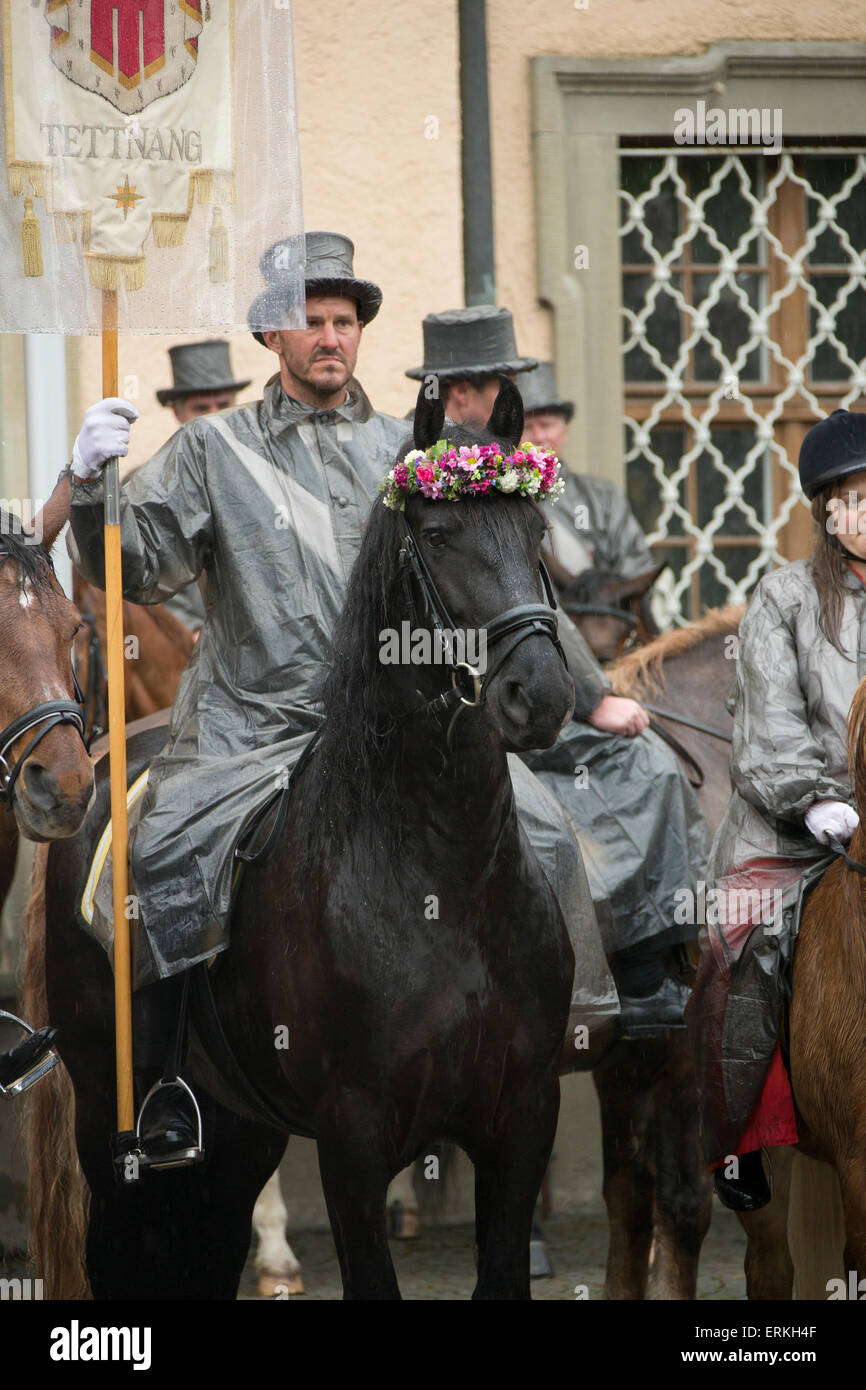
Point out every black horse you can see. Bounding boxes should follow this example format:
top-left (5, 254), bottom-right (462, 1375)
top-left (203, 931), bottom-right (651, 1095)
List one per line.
top-left (31, 381), bottom-right (578, 1300)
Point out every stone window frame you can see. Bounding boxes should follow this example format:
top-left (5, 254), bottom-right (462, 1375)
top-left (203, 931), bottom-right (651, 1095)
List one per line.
top-left (530, 41), bottom-right (866, 488)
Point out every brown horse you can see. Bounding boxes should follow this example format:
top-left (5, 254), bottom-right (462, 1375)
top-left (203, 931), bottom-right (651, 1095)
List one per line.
top-left (578, 605), bottom-right (741, 1298)
top-left (73, 582), bottom-right (194, 734)
top-left (545, 553), bottom-right (666, 664)
top-left (0, 492), bottom-right (93, 843)
top-left (733, 676), bottom-right (866, 1298)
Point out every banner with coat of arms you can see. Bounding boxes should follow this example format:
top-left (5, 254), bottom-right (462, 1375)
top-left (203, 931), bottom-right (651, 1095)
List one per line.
top-left (0, 0), bottom-right (305, 333)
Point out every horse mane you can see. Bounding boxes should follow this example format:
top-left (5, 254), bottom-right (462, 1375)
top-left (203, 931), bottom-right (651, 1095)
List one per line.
top-left (309, 422), bottom-right (540, 850)
top-left (609, 603), bottom-right (745, 698)
top-left (0, 510), bottom-right (57, 599)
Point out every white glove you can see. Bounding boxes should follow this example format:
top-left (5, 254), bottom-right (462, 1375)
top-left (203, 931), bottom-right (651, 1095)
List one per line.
top-left (804, 800), bottom-right (860, 846)
top-left (71, 398), bottom-right (139, 480)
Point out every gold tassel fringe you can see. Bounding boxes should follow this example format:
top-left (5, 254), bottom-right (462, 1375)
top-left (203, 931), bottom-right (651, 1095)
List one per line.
top-left (208, 206), bottom-right (229, 283)
top-left (9, 162), bottom-right (46, 198)
top-left (21, 197), bottom-right (43, 277)
top-left (151, 213), bottom-right (189, 248)
top-left (85, 254), bottom-right (146, 292)
top-left (52, 210), bottom-right (81, 243)
top-left (191, 169), bottom-right (237, 206)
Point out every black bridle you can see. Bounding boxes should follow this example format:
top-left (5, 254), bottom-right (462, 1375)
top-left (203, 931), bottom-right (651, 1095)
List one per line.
top-left (566, 601), bottom-right (638, 630)
top-left (396, 513), bottom-right (568, 731)
top-left (0, 665), bottom-right (87, 808)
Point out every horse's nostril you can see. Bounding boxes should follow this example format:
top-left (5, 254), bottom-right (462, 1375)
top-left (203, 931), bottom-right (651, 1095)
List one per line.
top-left (19, 761), bottom-right (57, 811)
top-left (500, 679), bottom-right (532, 727)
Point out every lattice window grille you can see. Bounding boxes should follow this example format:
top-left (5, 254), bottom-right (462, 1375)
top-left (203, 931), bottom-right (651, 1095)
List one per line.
top-left (620, 148), bottom-right (866, 625)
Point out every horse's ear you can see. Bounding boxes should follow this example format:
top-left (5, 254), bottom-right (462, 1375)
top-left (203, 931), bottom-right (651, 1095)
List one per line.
top-left (27, 474), bottom-right (70, 551)
top-left (413, 381), bottom-right (446, 451)
top-left (486, 375), bottom-right (524, 450)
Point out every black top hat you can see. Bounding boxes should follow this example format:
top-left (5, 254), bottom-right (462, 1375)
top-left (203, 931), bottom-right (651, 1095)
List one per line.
top-left (799, 409), bottom-right (866, 499)
top-left (518, 361), bottom-right (574, 422)
top-left (405, 306), bottom-right (537, 381)
top-left (249, 231), bottom-right (383, 346)
top-left (156, 339), bottom-right (250, 406)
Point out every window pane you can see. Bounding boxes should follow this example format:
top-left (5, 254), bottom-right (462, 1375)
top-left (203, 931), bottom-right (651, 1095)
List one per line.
top-left (625, 426), bottom-right (686, 536)
top-left (623, 272), bottom-right (682, 381)
top-left (690, 158), bottom-right (764, 265)
top-left (692, 273), bottom-right (764, 381)
top-left (809, 279), bottom-right (866, 382)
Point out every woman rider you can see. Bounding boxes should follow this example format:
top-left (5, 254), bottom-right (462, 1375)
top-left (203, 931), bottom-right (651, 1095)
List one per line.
top-left (688, 409), bottom-right (866, 1211)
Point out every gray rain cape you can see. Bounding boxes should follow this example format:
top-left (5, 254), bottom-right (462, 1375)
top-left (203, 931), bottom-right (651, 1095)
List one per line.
top-left (545, 467), bottom-right (654, 580)
top-left (68, 375), bottom-right (617, 1033)
top-left (688, 557), bottom-right (865, 1161)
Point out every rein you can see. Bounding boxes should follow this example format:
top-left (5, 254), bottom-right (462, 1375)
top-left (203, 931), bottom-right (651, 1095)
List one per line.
top-left (395, 513), bottom-right (567, 737)
top-left (75, 598), bottom-right (108, 748)
top-left (639, 703), bottom-right (732, 791)
top-left (826, 833), bottom-right (866, 876)
top-left (640, 702), bottom-right (733, 744)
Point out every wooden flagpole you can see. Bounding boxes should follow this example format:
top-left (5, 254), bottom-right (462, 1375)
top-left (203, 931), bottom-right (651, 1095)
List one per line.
top-left (101, 287), bottom-right (135, 1138)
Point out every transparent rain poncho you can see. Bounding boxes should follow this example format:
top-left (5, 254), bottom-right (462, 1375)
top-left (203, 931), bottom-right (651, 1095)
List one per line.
top-left (1, 2), bottom-right (304, 335)
top-left (690, 557), bottom-right (865, 1159)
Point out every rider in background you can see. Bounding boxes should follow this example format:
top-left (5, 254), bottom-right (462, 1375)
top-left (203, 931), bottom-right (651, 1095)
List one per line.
top-left (520, 362), bottom-right (654, 581)
top-left (152, 340), bottom-right (252, 635)
top-left (407, 307), bottom-right (709, 1038)
top-left (688, 409), bottom-right (866, 1211)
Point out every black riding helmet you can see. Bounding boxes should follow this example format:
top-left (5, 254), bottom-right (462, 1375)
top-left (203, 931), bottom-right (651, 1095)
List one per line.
top-left (799, 409), bottom-right (866, 499)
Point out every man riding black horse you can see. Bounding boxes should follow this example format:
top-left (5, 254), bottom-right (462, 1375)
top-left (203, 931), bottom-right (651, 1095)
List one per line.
top-left (60, 234), bottom-right (617, 1165)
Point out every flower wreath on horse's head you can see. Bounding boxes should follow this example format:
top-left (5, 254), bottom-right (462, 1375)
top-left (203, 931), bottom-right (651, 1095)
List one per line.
top-left (379, 439), bottom-right (565, 511)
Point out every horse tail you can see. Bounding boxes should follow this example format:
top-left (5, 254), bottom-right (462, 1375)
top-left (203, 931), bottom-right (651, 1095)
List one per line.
top-left (21, 843), bottom-right (91, 1299)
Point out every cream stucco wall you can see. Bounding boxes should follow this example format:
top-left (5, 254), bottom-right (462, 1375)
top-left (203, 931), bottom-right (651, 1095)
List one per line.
top-left (6, 1), bottom-right (866, 481)
top-left (488, 0), bottom-right (866, 370)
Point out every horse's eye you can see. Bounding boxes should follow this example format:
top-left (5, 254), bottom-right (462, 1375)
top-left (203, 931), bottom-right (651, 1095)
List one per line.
top-left (423, 531), bottom-right (446, 549)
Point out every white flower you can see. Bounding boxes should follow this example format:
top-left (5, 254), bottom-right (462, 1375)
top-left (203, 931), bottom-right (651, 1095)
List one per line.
top-left (498, 469), bottom-right (519, 493)
top-left (402, 449), bottom-right (425, 466)
top-left (526, 475), bottom-right (541, 495)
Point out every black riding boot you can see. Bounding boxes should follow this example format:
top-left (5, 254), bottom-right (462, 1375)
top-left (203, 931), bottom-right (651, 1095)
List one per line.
top-left (713, 1149), bottom-right (771, 1212)
top-left (613, 940), bottom-right (690, 1039)
top-left (132, 972), bottom-right (203, 1170)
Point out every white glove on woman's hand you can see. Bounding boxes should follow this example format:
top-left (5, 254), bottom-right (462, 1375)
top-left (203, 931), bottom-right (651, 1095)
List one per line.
top-left (71, 398), bottom-right (139, 480)
top-left (804, 800), bottom-right (860, 846)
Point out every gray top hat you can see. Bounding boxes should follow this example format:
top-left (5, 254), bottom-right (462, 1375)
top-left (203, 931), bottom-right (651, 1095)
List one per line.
top-left (519, 361), bottom-right (574, 422)
top-left (405, 305), bottom-right (537, 381)
top-left (156, 339), bottom-right (250, 406)
top-left (249, 231), bottom-right (383, 346)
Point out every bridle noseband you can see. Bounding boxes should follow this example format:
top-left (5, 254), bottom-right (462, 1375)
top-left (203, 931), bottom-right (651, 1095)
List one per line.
top-left (0, 662), bottom-right (87, 809)
top-left (0, 545), bottom-right (89, 808)
top-left (566, 601), bottom-right (638, 630)
top-left (396, 513), bottom-right (568, 733)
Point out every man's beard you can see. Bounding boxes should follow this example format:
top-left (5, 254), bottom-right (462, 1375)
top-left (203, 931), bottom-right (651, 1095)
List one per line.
top-left (285, 349), bottom-right (351, 397)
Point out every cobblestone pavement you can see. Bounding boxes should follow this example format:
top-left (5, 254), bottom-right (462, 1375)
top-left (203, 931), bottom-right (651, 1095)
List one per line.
top-left (238, 1203), bottom-right (748, 1301)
